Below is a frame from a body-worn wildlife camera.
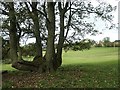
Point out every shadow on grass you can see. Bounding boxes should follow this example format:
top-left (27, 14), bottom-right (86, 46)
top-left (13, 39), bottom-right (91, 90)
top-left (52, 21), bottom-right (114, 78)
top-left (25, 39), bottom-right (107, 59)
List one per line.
top-left (2, 60), bottom-right (118, 88)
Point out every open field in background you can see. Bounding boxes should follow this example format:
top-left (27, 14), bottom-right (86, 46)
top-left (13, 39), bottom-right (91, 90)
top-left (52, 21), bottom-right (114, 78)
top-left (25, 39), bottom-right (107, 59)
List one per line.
top-left (1, 47), bottom-right (119, 88)
top-left (1, 47), bottom-right (118, 70)
top-left (62, 47), bottom-right (118, 65)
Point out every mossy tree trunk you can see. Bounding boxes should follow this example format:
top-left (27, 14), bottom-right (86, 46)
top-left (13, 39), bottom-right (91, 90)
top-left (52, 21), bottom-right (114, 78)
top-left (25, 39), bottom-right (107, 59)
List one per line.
top-left (8, 2), bottom-right (18, 62)
top-left (31, 2), bottom-right (43, 58)
top-left (45, 2), bottom-right (56, 72)
top-left (55, 2), bottom-right (69, 69)
top-left (12, 2), bottom-right (43, 72)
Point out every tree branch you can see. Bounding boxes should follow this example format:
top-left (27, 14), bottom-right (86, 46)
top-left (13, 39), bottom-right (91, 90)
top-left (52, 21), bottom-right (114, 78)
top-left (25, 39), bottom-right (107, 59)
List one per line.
top-left (58, 2), bottom-right (62, 12)
top-left (0, 1), bottom-right (9, 9)
top-left (24, 2), bottom-right (31, 13)
top-left (42, 2), bottom-right (47, 16)
top-left (64, 2), bottom-right (72, 39)
top-left (28, 2), bottom-right (50, 22)
top-left (0, 9), bottom-right (9, 16)
top-left (16, 22), bottom-right (22, 39)
top-left (64, 2), bottom-right (68, 13)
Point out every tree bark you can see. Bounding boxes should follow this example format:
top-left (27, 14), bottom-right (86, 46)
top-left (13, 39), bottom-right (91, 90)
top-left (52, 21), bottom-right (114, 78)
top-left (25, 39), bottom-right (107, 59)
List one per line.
top-left (11, 2), bottom-right (65, 73)
top-left (45, 2), bottom-right (56, 72)
top-left (32, 2), bottom-right (42, 58)
top-left (56, 12), bottom-right (64, 68)
top-left (12, 2), bottom-right (43, 72)
top-left (12, 2), bottom-right (57, 73)
top-left (16, 21), bottom-right (23, 60)
top-left (18, 46), bottom-right (23, 60)
top-left (12, 55), bottom-right (46, 72)
top-left (8, 2), bottom-right (18, 62)
top-left (56, 2), bottom-right (68, 68)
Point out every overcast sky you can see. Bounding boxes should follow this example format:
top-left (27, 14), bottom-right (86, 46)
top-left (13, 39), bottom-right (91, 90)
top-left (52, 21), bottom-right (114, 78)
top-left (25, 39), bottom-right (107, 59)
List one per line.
top-left (85, 0), bottom-right (119, 42)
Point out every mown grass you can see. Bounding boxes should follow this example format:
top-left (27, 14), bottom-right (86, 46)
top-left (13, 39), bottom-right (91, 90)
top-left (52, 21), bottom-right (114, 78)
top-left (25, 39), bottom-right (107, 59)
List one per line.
top-left (1, 47), bottom-right (119, 88)
top-left (62, 47), bottom-right (118, 65)
top-left (37, 66), bottom-right (118, 88)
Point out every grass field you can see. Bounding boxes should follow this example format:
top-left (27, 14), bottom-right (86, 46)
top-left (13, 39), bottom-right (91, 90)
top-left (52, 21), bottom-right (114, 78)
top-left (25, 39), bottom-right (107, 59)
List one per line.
top-left (1, 47), bottom-right (119, 88)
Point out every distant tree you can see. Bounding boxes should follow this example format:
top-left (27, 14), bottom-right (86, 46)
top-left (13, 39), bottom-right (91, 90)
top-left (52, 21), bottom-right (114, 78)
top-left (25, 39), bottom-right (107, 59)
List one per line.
top-left (22, 43), bottom-right (36, 56)
top-left (103, 37), bottom-right (110, 47)
top-left (113, 40), bottom-right (120, 47)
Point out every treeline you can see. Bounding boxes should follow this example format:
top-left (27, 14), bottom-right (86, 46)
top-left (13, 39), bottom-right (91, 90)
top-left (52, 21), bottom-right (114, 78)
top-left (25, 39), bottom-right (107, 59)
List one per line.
top-left (95, 37), bottom-right (120, 47)
top-left (2, 37), bottom-right (119, 63)
top-left (95, 40), bottom-right (120, 47)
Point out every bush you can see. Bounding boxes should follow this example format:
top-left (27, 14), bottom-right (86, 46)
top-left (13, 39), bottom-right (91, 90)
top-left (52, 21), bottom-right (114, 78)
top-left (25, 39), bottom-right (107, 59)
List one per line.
top-left (22, 43), bottom-right (36, 56)
top-left (95, 44), bottom-right (103, 47)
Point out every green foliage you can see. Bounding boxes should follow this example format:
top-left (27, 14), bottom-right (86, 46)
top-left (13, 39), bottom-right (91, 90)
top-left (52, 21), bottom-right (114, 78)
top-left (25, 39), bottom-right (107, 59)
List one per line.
top-left (64, 39), bottom-right (95, 52)
top-left (95, 38), bottom-right (120, 47)
top-left (103, 37), bottom-right (111, 47)
top-left (22, 43), bottom-right (36, 56)
top-left (95, 43), bottom-right (103, 47)
top-left (113, 40), bottom-right (120, 47)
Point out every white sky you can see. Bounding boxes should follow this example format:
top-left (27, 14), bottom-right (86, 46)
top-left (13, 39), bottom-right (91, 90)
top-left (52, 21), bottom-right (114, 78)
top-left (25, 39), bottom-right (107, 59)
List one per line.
top-left (84, 0), bottom-right (119, 42)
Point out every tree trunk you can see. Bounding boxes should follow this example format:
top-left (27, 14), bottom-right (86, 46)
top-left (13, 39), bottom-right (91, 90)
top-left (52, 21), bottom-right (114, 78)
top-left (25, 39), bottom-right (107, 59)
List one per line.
top-left (45, 2), bottom-right (56, 72)
top-left (9, 2), bottom-right (18, 62)
top-left (12, 2), bottom-right (43, 72)
top-left (18, 46), bottom-right (23, 60)
top-left (56, 3), bottom-right (68, 69)
top-left (0, 37), bottom-right (2, 62)
top-left (56, 11), bottom-right (64, 68)
top-left (11, 2), bottom-right (63, 73)
top-left (32, 2), bottom-right (42, 58)
top-left (12, 56), bottom-right (45, 72)
top-left (16, 34), bottom-right (23, 60)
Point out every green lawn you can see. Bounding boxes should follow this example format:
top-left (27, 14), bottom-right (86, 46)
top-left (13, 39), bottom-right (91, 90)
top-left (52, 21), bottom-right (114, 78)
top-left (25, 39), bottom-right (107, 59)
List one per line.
top-left (1, 47), bottom-right (119, 88)
top-left (62, 47), bottom-right (118, 65)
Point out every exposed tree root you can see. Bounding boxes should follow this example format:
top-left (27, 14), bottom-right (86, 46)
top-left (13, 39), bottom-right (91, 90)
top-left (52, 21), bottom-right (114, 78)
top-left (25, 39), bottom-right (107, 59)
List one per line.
top-left (12, 54), bottom-right (62, 73)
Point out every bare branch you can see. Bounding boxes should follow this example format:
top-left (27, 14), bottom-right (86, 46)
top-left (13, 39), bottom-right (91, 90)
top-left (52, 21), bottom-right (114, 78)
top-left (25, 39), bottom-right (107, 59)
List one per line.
top-left (64, 2), bottom-right (72, 39)
top-left (58, 2), bottom-right (62, 11)
top-left (0, 9), bottom-right (9, 15)
top-left (42, 2), bottom-right (47, 17)
top-left (24, 2), bottom-right (31, 13)
top-left (28, 2), bottom-right (50, 22)
top-left (64, 2), bottom-right (68, 13)
top-left (0, 1), bottom-right (9, 9)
